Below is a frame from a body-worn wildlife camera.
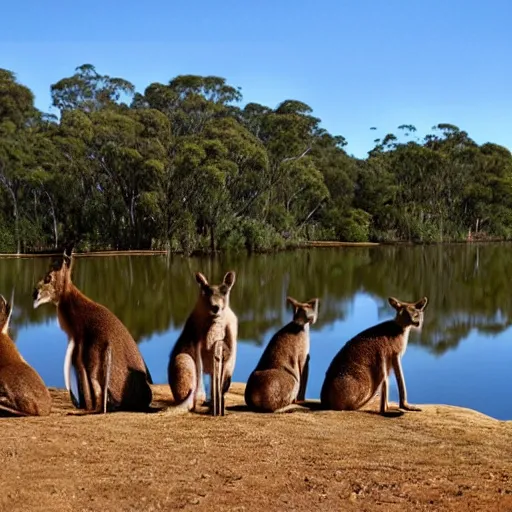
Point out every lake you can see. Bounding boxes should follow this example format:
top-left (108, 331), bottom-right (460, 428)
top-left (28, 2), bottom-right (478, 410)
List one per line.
top-left (1, 244), bottom-right (511, 419)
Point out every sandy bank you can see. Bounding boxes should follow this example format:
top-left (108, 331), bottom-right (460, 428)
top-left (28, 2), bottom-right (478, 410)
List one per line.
top-left (0, 384), bottom-right (511, 511)
top-left (0, 250), bottom-right (168, 259)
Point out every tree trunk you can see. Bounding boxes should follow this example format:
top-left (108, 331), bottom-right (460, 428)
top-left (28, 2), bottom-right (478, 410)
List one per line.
top-left (8, 188), bottom-right (21, 255)
top-left (0, 181), bottom-right (20, 254)
top-left (53, 215), bottom-right (58, 249)
top-left (210, 224), bottom-right (216, 253)
top-left (44, 191), bottom-right (58, 248)
top-left (15, 201), bottom-right (20, 255)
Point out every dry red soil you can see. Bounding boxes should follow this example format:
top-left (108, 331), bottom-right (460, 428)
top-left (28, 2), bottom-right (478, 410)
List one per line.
top-left (0, 384), bottom-right (511, 511)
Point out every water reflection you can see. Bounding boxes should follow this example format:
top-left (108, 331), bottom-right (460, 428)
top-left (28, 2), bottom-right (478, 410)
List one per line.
top-left (2, 244), bottom-right (512, 419)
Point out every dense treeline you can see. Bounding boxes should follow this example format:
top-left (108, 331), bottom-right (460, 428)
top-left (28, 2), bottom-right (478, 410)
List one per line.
top-left (1, 64), bottom-right (512, 254)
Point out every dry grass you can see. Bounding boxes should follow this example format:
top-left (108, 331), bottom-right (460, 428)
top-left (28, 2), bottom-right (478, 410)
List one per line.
top-left (0, 384), bottom-right (511, 511)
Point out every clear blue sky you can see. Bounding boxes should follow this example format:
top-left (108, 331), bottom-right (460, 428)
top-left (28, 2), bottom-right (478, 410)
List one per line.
top-left (1, 0), bottom-right (511, 158)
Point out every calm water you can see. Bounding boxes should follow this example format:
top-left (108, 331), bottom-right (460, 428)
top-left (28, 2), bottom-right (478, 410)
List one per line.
top-left (2, 245), bottom-right (511, 419)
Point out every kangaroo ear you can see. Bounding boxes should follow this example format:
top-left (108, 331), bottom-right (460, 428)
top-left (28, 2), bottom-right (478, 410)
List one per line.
top-left (195, 272), bottom-right (209, 287)
top-left (388, 297), bottom-right (402, 311)
top-left (415, 297), bottom-right (428, 311)
top-left (307, 298), bottom-right (319, 324)
top-left (51, 257), bottom-right (66, 271)
top-left (62, 243), bottom-right (72, 262)
top-left (0, 295), bottom-right (11, 335)
top-left (63, 243), bottom-right (74, 258)
top-left (223, 271), bottom-right (236, 289)
top-left (287, 296), bottom-right (300, 311)
top-left (307, 298), bottom-right (320, 308)
top-left (9, 287), bottom-right (14, 312)
top-left (4, 302), bottom-right (12, 334)
top-left (63, 254), bottom-right (72, 268)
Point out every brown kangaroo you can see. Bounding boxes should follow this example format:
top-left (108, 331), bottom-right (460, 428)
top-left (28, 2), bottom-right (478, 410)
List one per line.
top-left (245, 297), bottom-right (319, 413)
top-left (321, 296), bottom-right (428, 415)
top-left (33, 252), bottom-right (152, 413)
top-left (167, 271), bottom-right (237, 415)
top-left (0, 292), bottom-right (52, 416)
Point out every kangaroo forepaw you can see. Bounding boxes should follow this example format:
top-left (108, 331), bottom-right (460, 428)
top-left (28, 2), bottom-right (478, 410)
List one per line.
top-left (400, 403), bottom-right (421, 412)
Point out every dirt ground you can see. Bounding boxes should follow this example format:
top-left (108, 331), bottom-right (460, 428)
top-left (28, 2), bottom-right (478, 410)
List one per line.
top-left (0, 384), bottom-right (511, 512)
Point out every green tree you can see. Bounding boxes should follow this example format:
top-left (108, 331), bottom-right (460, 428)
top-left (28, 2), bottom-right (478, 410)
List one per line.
top-left (51, 64), bottom-right (135, 113)
top-left (1, 65), bottom-right (512, 254)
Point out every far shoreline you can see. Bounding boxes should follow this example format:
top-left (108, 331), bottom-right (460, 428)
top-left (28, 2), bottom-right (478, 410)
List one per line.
top-left (1, 239), bottom-right (510, 258)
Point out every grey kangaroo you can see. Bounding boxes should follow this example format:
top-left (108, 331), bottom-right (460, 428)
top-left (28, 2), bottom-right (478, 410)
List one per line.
top-left (33, 251), bottom-right (152, 413)
top-left (245, 297), bottom-right (319, 412)
top-left (0, 293), bottom-right (52, 416)
top-left (321, 296), bottom-right (428, 415)
top-left (167, 271), bottom-right (237, 415)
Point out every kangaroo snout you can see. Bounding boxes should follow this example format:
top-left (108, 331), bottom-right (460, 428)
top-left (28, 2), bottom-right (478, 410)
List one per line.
top-left (32, 287), bottom-right (46, 309)
top-left (211, 304), bottom-right (220, 315)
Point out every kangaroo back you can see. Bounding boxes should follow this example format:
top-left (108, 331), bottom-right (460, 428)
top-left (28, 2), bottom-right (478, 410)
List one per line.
top-left (245, 297), bottom-right (319, 413)
top-left (320, 296), bottom-right (428, 414)
top-left (0, 294), bottom-right (52, 417)
top-left (33, 254), bottom-right (152, 413)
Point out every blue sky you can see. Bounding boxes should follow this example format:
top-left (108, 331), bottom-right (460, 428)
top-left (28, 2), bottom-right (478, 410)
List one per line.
top-left (1, 0), bottom-right (511, 158)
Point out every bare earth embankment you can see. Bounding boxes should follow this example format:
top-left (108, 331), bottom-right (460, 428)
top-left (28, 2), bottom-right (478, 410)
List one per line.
top-left (0, 384), bottom-right (511, 511)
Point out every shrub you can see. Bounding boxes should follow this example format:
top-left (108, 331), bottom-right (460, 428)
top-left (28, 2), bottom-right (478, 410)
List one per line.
top-left (0, 225), bottom-right (15, 253)
top-left (241, 219), bottom-right (284, 252)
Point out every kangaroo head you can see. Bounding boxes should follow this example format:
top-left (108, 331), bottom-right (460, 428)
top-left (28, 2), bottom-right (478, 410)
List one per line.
top-left (287, 297), bottom-right (320, 326)
top-left (388, 296), bottom-right (428, 328)
top-left (33, 252), bottom-right (74, 309)
top-left (195, 271), bottom-right (236, 318)
top-left (0, 294), bottom-right (12, 335)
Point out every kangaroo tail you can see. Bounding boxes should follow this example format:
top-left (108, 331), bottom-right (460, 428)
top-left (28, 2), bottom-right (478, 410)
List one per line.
top-left (63, 338), bottom-right (80, 408)
top-left (274, 403), bottom-right (311, 414)
top-left (0, 402), bottom-right (30, 417)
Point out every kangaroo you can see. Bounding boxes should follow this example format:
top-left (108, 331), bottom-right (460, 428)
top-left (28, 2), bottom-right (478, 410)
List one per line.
top-left (0, 293), bottom-right (52, 416)
top-left (245, 296), bottom-right (319, 413)
top-left (321, 296), bottom-right (428, 415)
top-left (33, 251), bottom-right (152, 413)
top-left (167, 271), bottom-right (237, 415)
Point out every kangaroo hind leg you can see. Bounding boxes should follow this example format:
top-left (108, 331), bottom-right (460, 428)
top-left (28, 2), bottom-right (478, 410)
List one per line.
top-left (168, 353), bottom-right (197, 413)
top-left (297, 354), bottom-right (310, 402)
top-left (212, 342), bottom-right (224, 416)
top-left (89, 343), bottom-right (112, 414)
